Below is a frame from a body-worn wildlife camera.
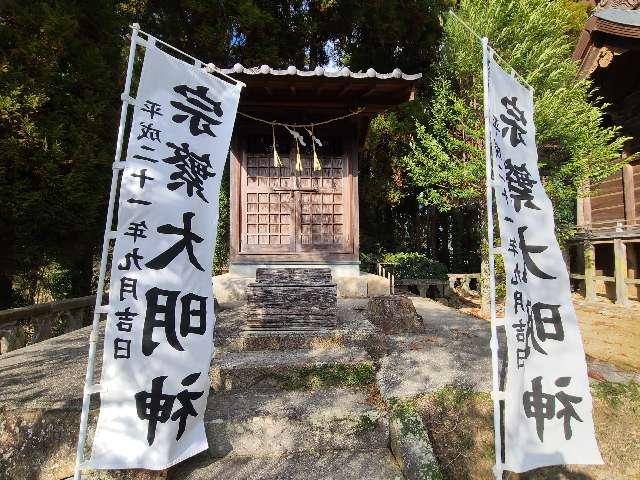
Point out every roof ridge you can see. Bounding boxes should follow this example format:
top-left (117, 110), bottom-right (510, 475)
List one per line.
top-left (218, 63), bottom-right (422, 81)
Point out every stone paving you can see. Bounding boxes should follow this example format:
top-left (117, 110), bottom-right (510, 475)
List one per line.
top-left (3, 294), bottom-right (635, 480)
top-left (377, 297), bottom-right (493, 400)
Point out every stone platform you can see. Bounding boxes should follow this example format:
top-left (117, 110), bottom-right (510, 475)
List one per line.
top-left (0, 299), bottom-right (389, 480)
top-left (213, 272), bottom-right (390, 303)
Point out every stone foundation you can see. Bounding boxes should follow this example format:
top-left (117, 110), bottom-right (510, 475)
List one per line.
top-left (213, 272), bottom-right (389, 303)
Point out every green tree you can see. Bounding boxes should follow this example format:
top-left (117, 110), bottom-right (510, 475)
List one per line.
top-left (404, 0), bottom-right (627, 241)
top-left (0, 1), bottom-right (125, 307)
top-left (0, 0), bottom-right (452, 307)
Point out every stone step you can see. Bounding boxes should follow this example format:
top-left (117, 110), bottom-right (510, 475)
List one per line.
top-left (255, 267), bottom-right (333, 285)
top-left (170, 450), bottom-right (403, 480)
top-left (214, 328), bottom-right (382, 353)
top-left (247, 285), bottom-right (338, 305)
top-left (209, 347), bottom-right (373, 392)
top-left (204, 388), bottom-right (388, 457)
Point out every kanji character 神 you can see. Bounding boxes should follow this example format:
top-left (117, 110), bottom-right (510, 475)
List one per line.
top-left (135, 373), bottom-right (205, 445)
top-left (523, 376), bottom-right (583, 442)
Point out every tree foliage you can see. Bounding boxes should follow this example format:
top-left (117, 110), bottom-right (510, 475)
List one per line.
top-left (403, 0), bottom-right (627, 241)
top-left (0, 0), bottom-right (628, 308)
top-left (0, 0), bottom-right (452, 307)
top-left (0, 1), bottom-right (125, 307)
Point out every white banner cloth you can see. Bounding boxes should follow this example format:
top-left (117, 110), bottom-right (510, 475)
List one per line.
top-left (89, 42), bottom-right (240, 469)
top-left (487, 53), bottom-right (602, 472)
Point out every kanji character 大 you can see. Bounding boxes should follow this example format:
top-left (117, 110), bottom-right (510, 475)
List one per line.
top-left (146, 212), bottom-right (205, 271)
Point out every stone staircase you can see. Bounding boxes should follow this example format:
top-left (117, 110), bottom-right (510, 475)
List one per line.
top-left (246, 268), bottom-right (338, 330)
top-left (170, 314), bottom-right (402, 479)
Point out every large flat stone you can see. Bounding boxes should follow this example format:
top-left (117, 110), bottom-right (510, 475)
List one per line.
top-left (215, 328), bottom-right (382, 354)
top-left (169, 450), bottom-right (404, 480)
top-left (205, 388), bottom-right (388, 457)
top-left (209, 347), bottom-right (372, 392)
top-left (376, 297), bottom-right (492, 400)
top-left (0, 325), bottom-right (98, 410)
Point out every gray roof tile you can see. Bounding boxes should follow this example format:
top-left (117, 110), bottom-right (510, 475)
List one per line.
top-left (218, 63), bottom-right (422, 81)
top-left (594, 8), bottom-right (640, 27)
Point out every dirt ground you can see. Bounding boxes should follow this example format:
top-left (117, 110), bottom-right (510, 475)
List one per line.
top-left (430, 290), bottom-right (640, 479)
top-left (448, 290), bottom-right (640, 375)
top-left (572, 296), bottom-right (640, 372)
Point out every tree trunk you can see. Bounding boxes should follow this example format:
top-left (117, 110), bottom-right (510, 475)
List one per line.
top-left (0, 272), bottom-right (13, 309)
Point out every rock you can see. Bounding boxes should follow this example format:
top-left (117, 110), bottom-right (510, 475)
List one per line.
top-left (366, 296), bottom-right (422, 334)
top-left (389, 415), bottom-right (441, 480)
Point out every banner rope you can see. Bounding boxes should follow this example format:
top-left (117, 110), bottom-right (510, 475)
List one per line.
top-left (448, 9), bottom-right (535, 92)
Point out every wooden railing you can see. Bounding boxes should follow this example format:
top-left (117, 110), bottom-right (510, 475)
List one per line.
top-left (0, 295), bottom-right (95, 355)
top-left (377, 262), bottom-right (397, 294)
top-left (577, 219), bottom-right (639, 235)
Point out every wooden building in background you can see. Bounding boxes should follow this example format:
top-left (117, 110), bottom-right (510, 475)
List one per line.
top-left (571, 2), bottom-right (640, 303)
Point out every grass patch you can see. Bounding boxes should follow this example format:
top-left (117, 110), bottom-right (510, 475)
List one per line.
top-left (420, 461), bottom-right (445, 480)
top-left (418, 385), bottom-right (494, 480)
top-left (592, 380), bottom-right (640, 409)
top-left (390, 398), bottom-right (444, 480)
top-left (416, 381), bottom-right (640, 479)
top-left (355, 411), bottom-right (380, 433)
top-left (390, 398), bottom-right (426, 437)
top-left (274, 362), bottom-right (377, 391)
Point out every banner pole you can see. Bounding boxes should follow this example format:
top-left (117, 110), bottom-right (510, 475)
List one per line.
top-left (482, 36), bottom-right (504, 480)
top-left (72, 24), bottom-right (140, 480)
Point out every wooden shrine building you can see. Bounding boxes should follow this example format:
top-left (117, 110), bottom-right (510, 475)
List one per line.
top-left (570, 2), bottom-right (640, 304)
top-left (219, 64), bottom-right (420, 282)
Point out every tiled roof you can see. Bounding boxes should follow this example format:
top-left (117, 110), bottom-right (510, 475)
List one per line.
top-left (219, 63), bottom-right (422, 81)
top-left (594, 8), bottom-right (640, 27)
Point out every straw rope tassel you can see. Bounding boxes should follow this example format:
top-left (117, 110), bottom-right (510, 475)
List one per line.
top-left (294, 136), bottom-right (303, 173)
top-left (311, 125), bottom-right (322, 171)
top-left (272, 124), bottom-right (283, 168)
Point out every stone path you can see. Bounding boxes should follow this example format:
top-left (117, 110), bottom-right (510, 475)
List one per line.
top-left (377, 297), bottom-right (492, 400)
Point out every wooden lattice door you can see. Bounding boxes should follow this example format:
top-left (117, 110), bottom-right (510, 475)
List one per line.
top-left (240, 132), bottom-right (352, 256)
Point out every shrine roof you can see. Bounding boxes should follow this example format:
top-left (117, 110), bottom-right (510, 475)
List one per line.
top-left (218, 64), bottom-right (422, 114)
top-left (573, 8), bottom-right (640, 78)
top-left (594, 8), bottom-right (640, 27)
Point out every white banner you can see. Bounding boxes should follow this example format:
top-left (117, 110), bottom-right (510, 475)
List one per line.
top-left (89, 41), bottom-right (240, 469)
top-left (487, 52), bottom-right (602, 472)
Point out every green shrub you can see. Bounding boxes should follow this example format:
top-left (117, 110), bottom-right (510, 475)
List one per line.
top-left (382, 252), bottom-right (448, 280)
